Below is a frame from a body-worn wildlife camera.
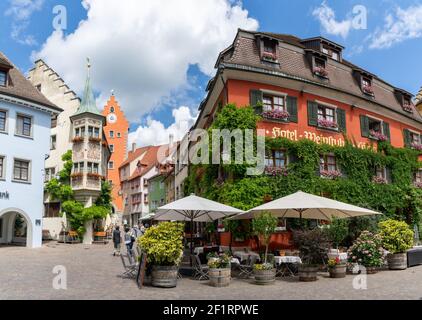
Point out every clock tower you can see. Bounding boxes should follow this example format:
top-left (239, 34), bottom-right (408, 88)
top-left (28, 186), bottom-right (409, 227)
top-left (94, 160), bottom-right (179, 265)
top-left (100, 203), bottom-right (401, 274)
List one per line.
top-left (102, 93), bottom-right (129, 217)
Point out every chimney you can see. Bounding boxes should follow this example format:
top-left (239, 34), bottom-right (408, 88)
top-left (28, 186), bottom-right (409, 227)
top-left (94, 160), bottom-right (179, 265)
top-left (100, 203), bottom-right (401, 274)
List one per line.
top-left (132, 142), bottom-right (136, 153)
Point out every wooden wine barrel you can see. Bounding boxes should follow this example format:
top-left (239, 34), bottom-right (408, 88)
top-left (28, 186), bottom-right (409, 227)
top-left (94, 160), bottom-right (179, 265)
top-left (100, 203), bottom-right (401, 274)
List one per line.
top-left (151, 265), bottom-right (178, 288)
top-left (387, 253), bottom-right (407, 270)
top-left (329, 264), bottom-right (347, 278)
top-left (209, 268), bottom-right (231, 287)
top-left (298, 265), bottom-right (318, 282)
top-left (254, 269), bottom-right (276, 285)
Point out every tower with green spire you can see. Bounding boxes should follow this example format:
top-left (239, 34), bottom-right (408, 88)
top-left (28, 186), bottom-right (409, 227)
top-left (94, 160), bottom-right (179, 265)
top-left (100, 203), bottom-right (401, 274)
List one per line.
top-left (69, 59), bottom-right (111, 244)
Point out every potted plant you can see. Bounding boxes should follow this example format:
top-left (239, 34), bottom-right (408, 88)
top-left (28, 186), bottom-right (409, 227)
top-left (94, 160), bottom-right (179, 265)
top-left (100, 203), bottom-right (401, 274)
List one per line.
top-left (252, 212), bottom-right (278, 285)
top-left (293, 229), bottom-right (330, 282)
top-left (378, 219), bottom-right (414, 270)
top-left (328, 257), bottom-right (347, 278)
top-left (347, 231), bottom-right (384, 274)
top-left (207, 253), bottom-right (232, 287)
top-left (138, 221), bottom-right (184, 288)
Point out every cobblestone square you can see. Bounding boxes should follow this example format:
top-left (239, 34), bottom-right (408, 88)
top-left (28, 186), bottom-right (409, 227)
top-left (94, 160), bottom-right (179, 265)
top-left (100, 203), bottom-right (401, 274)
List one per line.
top-left (1, 242), bottom-right (421, 300)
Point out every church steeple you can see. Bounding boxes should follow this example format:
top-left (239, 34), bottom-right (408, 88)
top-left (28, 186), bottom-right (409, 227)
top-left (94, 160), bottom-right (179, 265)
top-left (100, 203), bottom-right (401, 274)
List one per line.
top-left (74, 58), bottom-right (101, 116)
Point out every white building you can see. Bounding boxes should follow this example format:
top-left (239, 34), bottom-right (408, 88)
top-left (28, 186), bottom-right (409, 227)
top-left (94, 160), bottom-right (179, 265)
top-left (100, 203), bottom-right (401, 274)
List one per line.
top-left (0, 52), bottom-right (62, 248)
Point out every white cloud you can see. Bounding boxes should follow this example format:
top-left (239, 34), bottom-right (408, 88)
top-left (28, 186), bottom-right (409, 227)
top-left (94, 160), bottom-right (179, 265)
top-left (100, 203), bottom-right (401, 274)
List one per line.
top-left (5, 0), bottom-right (44, 45)
top-left (128, 106), bottom-right (197, 147)
top-left (369, 5), bottom-right (422, 49)
top-left (312, 1), bottom-right (352, 38)
top-left (33, 0), bottom-right (258, 121)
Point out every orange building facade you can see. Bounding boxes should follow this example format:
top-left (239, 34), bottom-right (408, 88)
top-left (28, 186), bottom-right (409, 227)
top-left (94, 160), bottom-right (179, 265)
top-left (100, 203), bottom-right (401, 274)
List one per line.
top-left (102, 94), bottom-right (129, 214)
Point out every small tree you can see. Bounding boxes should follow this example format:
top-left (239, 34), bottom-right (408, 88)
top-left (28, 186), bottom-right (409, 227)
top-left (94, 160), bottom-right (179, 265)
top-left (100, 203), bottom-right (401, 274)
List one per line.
top-left (325, 218), bottom-right (349, 248)
top-left (378, 219), bottom-right (414, 254)
top-left (252, 212), bottom-right (277, 264)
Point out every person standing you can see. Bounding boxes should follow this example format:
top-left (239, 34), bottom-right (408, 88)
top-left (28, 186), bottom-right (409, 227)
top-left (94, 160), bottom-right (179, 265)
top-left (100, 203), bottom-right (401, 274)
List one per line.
top-left (124, 227), bottom-right (133, 253)
top-left (112, 226), bottom-right (121, 256)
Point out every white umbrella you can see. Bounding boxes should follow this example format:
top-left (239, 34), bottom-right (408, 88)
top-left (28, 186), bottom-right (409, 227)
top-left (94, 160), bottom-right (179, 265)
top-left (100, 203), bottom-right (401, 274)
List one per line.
top-left (154, 194), bottom-right (243, 255)
top-left (230, 191), bottom-right (381, 221)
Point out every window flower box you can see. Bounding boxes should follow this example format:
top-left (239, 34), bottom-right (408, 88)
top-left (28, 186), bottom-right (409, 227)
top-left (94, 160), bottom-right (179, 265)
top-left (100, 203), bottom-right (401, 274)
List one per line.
top-left (313, 66), bottom-right (328, 78)
top-left (369, 130), bottom-right (388, 142)
top-left (362, 85), bottom-right (374, 95)
top-left (414, 182), bottom-right (422, 188)
top-left (71, 172), bottom-right (83, 178)
top-left (87, 172), bottom-right (102, 178)
top-left (410, 142), bottom-right (422, 151)
top-left (72, 136), bottom-right (84, 143)
top-left (320, 170), bottom-right (342, 179)
top-left (372, 176), bottom-right (387, 184)
top-left (317, 119), bottom-right (338, 130)
top-left (262, 110), bottom-right (290, 121)
top-left (403, 104), bottom-right (413, 113)
top-left (89, 137), bottom-right (102, 143)
top-left (264, 166), bottom-right (288, 176)
top-left (262, 51), bottom-right (277, 62)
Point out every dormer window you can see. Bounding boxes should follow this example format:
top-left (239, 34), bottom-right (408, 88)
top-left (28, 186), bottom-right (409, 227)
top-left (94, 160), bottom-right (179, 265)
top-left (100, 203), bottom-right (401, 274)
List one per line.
top-left (322, 45), bottom-right (340, 61)
top-left (0, 70), bottom-right (7, 87)
top-left (362, 77), bottom-right (374, 96)
top-left (403, 96), bottom-right (413, 113)
top-left (313, 57), bottom-right (328, 78)
top-left (261, 39), bottom-right (277, 62)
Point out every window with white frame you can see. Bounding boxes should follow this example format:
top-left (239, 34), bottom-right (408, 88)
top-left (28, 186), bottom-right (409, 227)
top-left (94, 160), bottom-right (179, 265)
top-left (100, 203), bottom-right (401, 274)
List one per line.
top-left (0, 70), bottom-right (7, 86)
top-left (109, 131), bottom-right (114, 138)
top-left (265, 149), bottom-right (287, 168)
top-left (50, 135), bottom-right (57, 150)
top-left (44, 167), bottom-right (56, 182)
top-left (320, 154), bottom-right (337, 172)
top-left (0, 156), bottom-right (5, 179)
top-left (108, 161), bottom-right (114, 169)
top-left (13, 159), bottom-right (30, 182)
top-left (73, 162), bottom-right (84, 173)
top-left (16, 114), bottom-right (32, 137)
top-left (75, 126), bottom-right (85, 138)
top-left (87, 162), bottom-right (99, 174)
top-left (0, 110), bottom-right (7, 132)
top-left (262, 95), bottom-right (285, 113)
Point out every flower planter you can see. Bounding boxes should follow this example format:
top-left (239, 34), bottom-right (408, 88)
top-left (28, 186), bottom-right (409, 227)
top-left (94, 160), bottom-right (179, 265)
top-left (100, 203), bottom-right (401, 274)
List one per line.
top-left (151, 265), bottom-right (178, 288)
top-left (329, 264), bottom-right (347, 278)
top-left (387, 253), bottom-right (407, 270)
top-left (298, 264), bottom-right (318, 282)
top-left (254, 268), bottom-right (276, 285)
top-left (209, 268), bottom-right (231, 287)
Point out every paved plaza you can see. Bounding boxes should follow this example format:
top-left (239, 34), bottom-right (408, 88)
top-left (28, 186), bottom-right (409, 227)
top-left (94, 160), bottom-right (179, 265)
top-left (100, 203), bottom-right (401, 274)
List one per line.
top-left (1, 242), bottom-right (421, 300)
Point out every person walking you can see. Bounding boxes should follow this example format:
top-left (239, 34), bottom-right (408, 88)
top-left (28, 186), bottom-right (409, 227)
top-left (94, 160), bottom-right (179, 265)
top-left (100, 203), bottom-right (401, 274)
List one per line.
top-left (124, 227), bottom-right (134, 254)
top-left (112, 226), bottom-right (121, 256)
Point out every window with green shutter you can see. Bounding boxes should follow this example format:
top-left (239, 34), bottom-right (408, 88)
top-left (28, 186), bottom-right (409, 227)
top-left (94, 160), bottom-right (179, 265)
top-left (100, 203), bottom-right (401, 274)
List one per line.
top-left (360, 115), bottom-right (370, 138)
top-left (286, 96), bottom-right (298, 123)
top-left (403, 129), bottom-right (412, 147)
top-left (336, 108), bottom-right (346, 132)
top-left (250, 89), bottom-right (263, 113)
top-left (382, 122), bottom-right (390, 142)
top-left (307, 101), bottom-right (318, 127)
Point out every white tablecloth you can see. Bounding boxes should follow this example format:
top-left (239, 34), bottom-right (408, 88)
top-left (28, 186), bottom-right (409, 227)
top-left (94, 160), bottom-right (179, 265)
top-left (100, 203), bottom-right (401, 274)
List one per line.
top-left (194, 247), bottom-right (204, 255)
top-left (274, 256), bottom-right (302, 265)
top-left (233, 251), bottom-right (260, 262)
top-left (327, 252), bottom-right (348, 261)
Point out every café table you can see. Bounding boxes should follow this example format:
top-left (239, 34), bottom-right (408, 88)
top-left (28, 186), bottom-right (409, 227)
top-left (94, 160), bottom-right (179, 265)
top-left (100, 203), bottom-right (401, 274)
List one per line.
top-left (274, 256), bottom-right (302, 277)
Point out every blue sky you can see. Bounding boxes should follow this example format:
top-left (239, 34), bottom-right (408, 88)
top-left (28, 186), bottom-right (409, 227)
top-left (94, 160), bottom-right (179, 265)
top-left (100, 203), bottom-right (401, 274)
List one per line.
top-left (1, 0), bottom-right (421, 146)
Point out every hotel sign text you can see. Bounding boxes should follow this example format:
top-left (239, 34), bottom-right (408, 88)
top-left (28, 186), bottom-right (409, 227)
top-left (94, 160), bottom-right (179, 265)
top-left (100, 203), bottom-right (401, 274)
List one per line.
top-left (270, 127), bottom-right (374, 150)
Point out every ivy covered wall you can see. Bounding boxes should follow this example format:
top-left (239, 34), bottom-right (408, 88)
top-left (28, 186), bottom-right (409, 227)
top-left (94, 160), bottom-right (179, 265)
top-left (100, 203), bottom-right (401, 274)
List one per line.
top-left (185, 104), bottom-right (422, 231)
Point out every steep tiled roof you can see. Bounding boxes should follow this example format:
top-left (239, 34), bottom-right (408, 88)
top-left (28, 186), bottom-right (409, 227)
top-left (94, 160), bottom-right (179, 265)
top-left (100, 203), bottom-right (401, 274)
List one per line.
top-left (219, 30), bottom-right (422, 123)
top-left (0, 52), bottom-right (61, 112)
top-left (119, 146), bottom-right (151, 168)
top-left (127, 145), bottom-right (170, 181)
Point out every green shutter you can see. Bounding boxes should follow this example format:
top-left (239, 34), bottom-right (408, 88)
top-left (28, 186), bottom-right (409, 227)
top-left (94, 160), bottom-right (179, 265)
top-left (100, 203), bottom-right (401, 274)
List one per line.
top-left (403, 129), bottom-right (411, 147)
top-left (286, 96), bottom-right (298, 123)
top-left (250, 90), bottom-right (263, 108)
top-left (336, 108), bottom-right (346, 133)
top-left (307, 101), bottom-right (318, 127)
top-left (383, 122), bottom-right (391, 142)
top-left (360, 115), bottom-right (369, 137)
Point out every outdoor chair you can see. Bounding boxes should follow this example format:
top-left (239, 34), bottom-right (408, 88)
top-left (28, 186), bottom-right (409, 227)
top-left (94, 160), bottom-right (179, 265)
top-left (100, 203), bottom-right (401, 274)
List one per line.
top-left (237, 255), bottom-right (259, 279)
top-left (120, 253), bottom-right (137, 279)
top-left (191, 254), bottom-right (209, 280)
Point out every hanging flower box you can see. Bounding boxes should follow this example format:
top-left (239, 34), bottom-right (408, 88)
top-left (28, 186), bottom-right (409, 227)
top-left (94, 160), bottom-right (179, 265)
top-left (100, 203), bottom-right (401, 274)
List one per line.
top-left (410, 142), bottom-right (422, 151)
top-left (72, 136), bottom-right (84, 143)
top-left (313, 66), bottom-right (328, 78)
top-left (262, 110), bottom-right (290, 121)
top-left (320, 170), bottom-right (342, 179)
top-left (264, 166), bottom-right (288, 176)
top-left (71, 172), bottom-right (83, 178)
top-left (369, 130), bottom-right (388, 142)
top-left (403, 104), bottom-right (413, 113)
top-left (262, 51), bottom-right (277, 62)
top-left (87, 172), bottom-right (102, 179)
top-left (372, 176), bottom-right (387, 184)
top-left (318, 119), bottom-right (338, 130)
top-left (89, 137), bottom-right (102, 143)
top-left (362, 85), bottom-right (374, 95)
